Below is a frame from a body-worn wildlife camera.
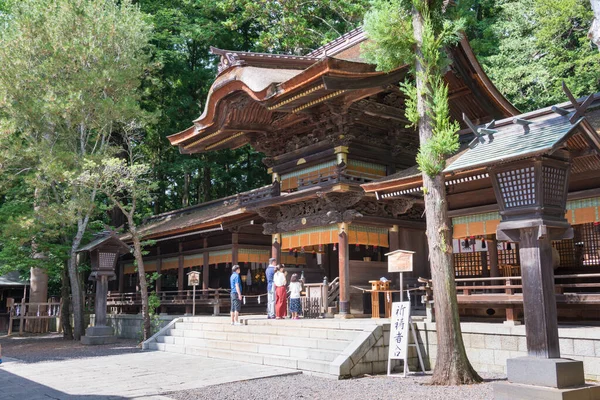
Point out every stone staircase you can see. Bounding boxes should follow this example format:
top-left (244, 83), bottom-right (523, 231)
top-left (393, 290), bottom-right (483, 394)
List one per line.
top-left (143, 316), bottom-right (392, 378)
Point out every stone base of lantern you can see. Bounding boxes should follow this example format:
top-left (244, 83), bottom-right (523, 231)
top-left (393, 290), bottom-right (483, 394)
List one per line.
top-left (81, 325), bottom-right (117, 345)
top-left (494, 381), bottom-right (600, 400)
top-left (494, 357), bottom-right (600, 399)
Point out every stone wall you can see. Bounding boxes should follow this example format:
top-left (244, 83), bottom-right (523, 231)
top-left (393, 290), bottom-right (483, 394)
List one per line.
top-left (90, 314), bottom-right (176, 340)
top-left (414, 321), bottom-right (600, 382)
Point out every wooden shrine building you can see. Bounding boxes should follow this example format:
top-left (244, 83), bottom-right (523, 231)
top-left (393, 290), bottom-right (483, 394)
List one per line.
top-left (363, 92), bottom-right (600, 322)
top-left (109, 28), bottom-right (600, 322)
top-left (119, 27), bottom-right (516, 316)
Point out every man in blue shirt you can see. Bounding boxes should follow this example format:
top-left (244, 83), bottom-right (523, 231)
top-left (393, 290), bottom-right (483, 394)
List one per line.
top-left (230, 265), bottom-right (242, 326)
top-left (266, 258), bottom-right (277, 319)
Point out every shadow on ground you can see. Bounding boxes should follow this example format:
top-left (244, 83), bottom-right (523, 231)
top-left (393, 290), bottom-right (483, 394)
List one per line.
top-left (0, 333), bottom-right (140, 364)
top-left (0, 366), bottom-right (128, 400)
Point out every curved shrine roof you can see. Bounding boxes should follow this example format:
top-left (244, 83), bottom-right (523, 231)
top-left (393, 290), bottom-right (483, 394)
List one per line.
top-left (168, 28), bottom-right (518, 155)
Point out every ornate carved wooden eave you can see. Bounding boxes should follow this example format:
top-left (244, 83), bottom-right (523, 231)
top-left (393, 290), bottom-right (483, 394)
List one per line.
top-left (257, 191), bottom-right (420, 235)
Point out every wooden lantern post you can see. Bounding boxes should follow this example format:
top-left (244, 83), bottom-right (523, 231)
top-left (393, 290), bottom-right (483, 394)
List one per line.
top-left (489, 155), bottom-right (598, 397)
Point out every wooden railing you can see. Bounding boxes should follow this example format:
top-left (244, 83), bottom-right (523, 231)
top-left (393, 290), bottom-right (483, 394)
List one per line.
top-left (327, 277), bottom-right (340, 308)
top-left (419, 272), bottom-right (600, 323)
top-left (107, 289), bottom-right (231, 315)
top-left (296, 164), bottom-right (378, 191)
top-left (238, 181), bottom-right (280, 205)
top-left (8, 300), bottom-right (61, 336)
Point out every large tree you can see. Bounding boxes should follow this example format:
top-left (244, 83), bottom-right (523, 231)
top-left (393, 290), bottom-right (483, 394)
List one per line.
top-left (0, 0), bottom-right (151, 339)
top-left (79, 126), bottom-right (157, 341)
top-left (364, 0), bottom-right (480, 385)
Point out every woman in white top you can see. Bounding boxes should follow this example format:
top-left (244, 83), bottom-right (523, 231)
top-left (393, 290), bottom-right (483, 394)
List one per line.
top-left (288, 274), bottom-right (302, 320)
top-left (274, 266), bottom-right (287, 319)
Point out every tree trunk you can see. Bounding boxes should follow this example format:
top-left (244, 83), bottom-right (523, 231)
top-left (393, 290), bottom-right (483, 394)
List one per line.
top-left (67, 222), bottom-right (86, 340)
top-left (590, 0), bottom-right (600, 51)
top-left (182, 171), bottom-right (190, 207)
top-left (202, 164), bottom-right (211, 203)
top-left (412, 5), bottom-right (481, 385)
top-left (130, 225), bottom-right (151, 341)
top-left (60, 262), bottom-right (73, 339)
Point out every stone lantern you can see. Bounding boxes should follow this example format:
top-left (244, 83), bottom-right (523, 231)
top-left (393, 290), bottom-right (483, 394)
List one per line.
top-left (78, 232), bottom-right (130, 345)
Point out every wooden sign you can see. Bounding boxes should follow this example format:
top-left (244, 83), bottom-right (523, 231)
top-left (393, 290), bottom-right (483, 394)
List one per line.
top-left (187, 271), bottom-right (200, 286)
top-left (385, 249), bottom-right (414, 273)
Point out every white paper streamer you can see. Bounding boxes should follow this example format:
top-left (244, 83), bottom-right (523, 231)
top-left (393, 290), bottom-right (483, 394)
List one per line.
top-left (243, 296), bottom-right (246, 305)
top-left (258, 295), bottom-right (261, 304)
top-left (387, 292), bottom-right (390, 303)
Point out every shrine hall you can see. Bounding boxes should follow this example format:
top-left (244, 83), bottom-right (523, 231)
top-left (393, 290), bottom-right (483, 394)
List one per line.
top-left (109, 28), bottom-right (600, 322)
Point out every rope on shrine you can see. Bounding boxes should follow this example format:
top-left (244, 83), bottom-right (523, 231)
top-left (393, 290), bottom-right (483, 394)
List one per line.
top-left (241, 293), bottom-right (269, 305)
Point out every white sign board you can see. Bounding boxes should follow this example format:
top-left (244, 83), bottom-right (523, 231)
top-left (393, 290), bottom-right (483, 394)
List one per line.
top-left (388, 301), bottom-right (411, 360)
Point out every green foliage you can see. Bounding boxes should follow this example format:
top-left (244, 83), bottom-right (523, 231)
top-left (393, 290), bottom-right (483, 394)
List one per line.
top-left (136, 0), bottom-right (270, 212)
top-left (364, 0), bottom-right (462, 177)
top-left (0, 0), bottom-right (151, 300)
top-left (220, 0), bottom-right (369, 53)
top-left (461, 0), bottom-right (600, 112)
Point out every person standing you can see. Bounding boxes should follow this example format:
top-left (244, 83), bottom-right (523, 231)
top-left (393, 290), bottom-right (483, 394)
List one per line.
top-left (230, 265), bottom-right (242, 326)
top-left (266, 258), bottom-right (277, 319)
top-left (274, 265), bottom-right (287, 319)
top-left (289, 274), bottom-right (302, 320)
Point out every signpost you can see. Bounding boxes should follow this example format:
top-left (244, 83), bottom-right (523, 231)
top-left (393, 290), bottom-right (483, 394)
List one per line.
top-left (385, 250), bottom-right (414, 301)
top-left (187, 271), bottom-right (200, 316)
top-left (387, 301), bottom-right (425, 377)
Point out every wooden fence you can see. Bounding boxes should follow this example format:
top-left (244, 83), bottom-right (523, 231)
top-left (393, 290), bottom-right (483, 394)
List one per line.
top-left (8, 300), bottom-right (61, 336)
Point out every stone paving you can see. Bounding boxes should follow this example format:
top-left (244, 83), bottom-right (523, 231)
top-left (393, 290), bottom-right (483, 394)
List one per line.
top-left (0, 351), bottom-right (299, 400)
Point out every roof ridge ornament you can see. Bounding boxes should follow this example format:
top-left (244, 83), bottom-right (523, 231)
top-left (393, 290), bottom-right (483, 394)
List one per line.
top-left (555, 81), bottom-right (596, 124)
top-left (463, 113), bottom-right (497, 148)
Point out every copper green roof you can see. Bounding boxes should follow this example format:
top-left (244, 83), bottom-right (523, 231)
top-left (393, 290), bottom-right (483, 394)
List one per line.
top-left (444, 115), bottom-right (583, 173)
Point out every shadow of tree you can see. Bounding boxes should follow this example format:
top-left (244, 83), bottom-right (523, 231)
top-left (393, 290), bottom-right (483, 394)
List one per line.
top-left (0, 333), bottom-right (140, 364)
top-left (0, 366), bottom-right (129, 400)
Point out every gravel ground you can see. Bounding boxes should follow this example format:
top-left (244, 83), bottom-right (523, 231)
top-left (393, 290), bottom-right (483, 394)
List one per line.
top-left (169, 373), bottom-right (504, 400)
top-left (0, 333), bottom-right (139, 363)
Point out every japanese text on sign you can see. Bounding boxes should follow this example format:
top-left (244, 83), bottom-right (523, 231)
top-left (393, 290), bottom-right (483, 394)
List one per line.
top-left (388, 301), bottom-right (411, 360)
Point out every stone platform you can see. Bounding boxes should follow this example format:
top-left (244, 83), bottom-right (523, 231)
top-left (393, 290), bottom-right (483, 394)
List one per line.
top-left (81, 325), bottom-right (118, 345)
top-left (143, 315), bottom-right (405, 378)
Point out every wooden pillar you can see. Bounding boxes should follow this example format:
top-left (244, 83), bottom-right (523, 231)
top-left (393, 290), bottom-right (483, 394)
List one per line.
top-left (202, 238), bottom-right (209, 292)
top-left (118, 261), bottom-right (124, 293)
top-left (155, 247), bottom-right (162, 293)
top-left (481, 250), bottom-right (489, 277)
top-left (389, 225), bottom-right (400, 289)
top-left (338, 224), bottom-right (350, 315)
top-left (177, 242), bottom-right (184, 292)
top-left (518, 228), bottom-right (560, 358)
top-left (487, 236), bottom-right (500, 278)
top-left (272, 234), bottom-right (281, 265)
top-left (232, 232), bottom-right (239, 266)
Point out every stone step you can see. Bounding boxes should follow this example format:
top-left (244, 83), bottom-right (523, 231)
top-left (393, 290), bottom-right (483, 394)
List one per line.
top-left (156, 335), bottom-right (342, 361)
top-left (158, 332), bottom-right (349, 352)
top-left (167, 328), bottom-right (353, 348)
top-left (148, 342), bottom-right (335, 375)
top-left (172, 321), bottom-right (361, 341)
